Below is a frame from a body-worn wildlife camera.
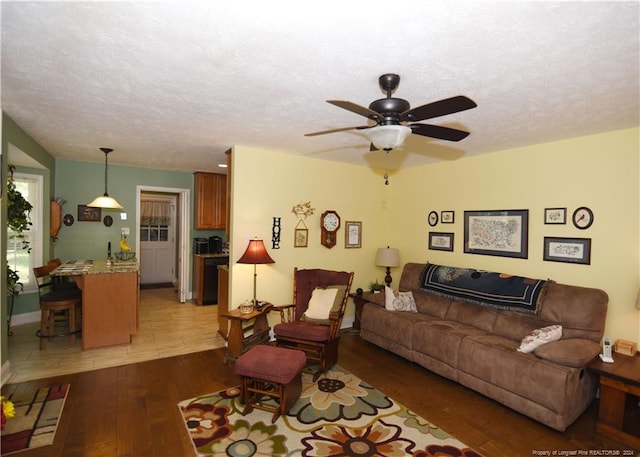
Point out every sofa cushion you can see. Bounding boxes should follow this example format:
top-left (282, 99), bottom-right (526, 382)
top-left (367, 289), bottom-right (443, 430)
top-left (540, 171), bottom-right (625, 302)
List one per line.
top-left (361, 302), bottom-right (426, 351)
top-left (534, 339), bottom-right (601, 368)
top-left (517, 325), bottom-right (562, 353)
top-left (385, 286), bottom-right (417, 312)
top-left (458, 334), bottom-right (576, 413)
top-left (413, 292), bottom-right (452, 319)
top-left (412, 320), bottom-right (487, 371)
top-left (445, 300), bottom-right (499, 333)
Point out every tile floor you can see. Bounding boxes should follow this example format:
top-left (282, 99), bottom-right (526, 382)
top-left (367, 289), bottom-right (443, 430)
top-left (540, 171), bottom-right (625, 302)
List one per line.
top-left (6, 287), bottom-right (226, 383)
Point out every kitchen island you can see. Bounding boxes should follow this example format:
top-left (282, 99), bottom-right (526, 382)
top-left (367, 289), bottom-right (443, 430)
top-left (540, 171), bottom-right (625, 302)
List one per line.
top-left (52, 259), bottom-right (139, 350)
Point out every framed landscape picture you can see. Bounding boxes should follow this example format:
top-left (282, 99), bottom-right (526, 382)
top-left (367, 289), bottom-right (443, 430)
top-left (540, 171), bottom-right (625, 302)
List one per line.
top-left (543, 237), bottom-right (591, 265)
top-left (78, 204), bottom-right (101, 222)
top-left (544, 207), bottom-right (566, 224)
top-left (428, 232), bottom-right (454, 252)
top-left (464, 209), bottom-right (529, 258)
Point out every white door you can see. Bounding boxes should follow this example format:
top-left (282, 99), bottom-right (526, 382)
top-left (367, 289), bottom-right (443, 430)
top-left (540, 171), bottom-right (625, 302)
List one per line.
top-left (139, 194), bottom-right (176, 284)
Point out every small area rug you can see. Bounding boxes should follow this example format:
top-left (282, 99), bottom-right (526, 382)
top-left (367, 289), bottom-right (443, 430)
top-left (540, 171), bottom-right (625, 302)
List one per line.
top-left (1, 384), bottom-right (69, 455)
top-left (178, 367), bottom-right (481, 456)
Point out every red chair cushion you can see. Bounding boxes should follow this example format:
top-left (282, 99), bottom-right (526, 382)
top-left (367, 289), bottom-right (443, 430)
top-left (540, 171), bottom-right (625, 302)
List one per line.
top-left (274, 321), bottom-right (330, 342)
top-left (235, 345), bottom-right (306, 384)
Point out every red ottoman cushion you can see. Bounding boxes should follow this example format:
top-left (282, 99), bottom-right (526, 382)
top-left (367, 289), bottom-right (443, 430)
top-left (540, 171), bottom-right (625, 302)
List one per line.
top-left (235, 345), bottom-right (306, 384)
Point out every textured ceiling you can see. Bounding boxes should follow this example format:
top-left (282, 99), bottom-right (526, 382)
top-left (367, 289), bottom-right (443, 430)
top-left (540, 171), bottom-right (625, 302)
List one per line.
top-left (2, 1), bottom-right (638, 174)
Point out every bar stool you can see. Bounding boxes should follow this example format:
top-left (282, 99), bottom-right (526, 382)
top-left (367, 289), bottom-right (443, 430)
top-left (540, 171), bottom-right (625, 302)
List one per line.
top-left (33, 262), bottom-right (82, 350)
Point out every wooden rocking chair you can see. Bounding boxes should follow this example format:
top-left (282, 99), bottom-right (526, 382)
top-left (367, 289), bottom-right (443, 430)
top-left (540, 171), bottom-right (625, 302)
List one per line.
top-left (272, 268), bottom-right (354, 381)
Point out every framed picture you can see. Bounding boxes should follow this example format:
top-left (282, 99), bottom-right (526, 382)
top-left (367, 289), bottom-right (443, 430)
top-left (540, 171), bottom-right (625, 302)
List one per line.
top-left (77, 204), bottom-right (101, 222)
top-left (441, 211), bottom-right (455, 224)
top-left (544, 207), bottom-right (566, 225)
top-left (464, 209), bottom-right (529, 258)
top-left (543, 237), bottom-right (591, 265)
top-left (428, 232), bottom-right (454, 251)
top-left (294, 228), bottom-right (308, 247)
top-left (345, 221), bottom-right (362, 248)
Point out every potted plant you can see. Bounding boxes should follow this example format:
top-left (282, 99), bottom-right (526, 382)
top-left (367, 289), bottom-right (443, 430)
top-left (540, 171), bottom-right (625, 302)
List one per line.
top-left (368, 279), bottom-right (384, 293)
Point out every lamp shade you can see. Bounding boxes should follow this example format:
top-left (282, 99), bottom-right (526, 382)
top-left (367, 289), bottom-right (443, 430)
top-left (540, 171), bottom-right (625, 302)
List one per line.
top-left (237, 238), bottom-right (275, 265)
top-left (375, 247), bottom-right (400, 267)
top-left (363, 125), bottom-right (412, 150)
top-left (88, 147), bottom-right (124, 210)
top-left (87, 194), bottom-right (123, 209)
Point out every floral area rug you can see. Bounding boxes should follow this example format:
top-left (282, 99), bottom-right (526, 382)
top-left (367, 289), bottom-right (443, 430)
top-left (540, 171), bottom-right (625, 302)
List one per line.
top-left (1, 384), bottom-right (69, 455)
top-left (177, 366), bottom-right (481, 456)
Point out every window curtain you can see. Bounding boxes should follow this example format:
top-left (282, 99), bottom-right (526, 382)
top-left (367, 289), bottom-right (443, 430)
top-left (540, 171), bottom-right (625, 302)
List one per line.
top-left (140, 200), bottom-right (171, 226)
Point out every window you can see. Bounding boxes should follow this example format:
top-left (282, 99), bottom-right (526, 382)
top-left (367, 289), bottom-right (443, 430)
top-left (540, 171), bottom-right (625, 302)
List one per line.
top-left (7, 173), bottom-right (43, 292)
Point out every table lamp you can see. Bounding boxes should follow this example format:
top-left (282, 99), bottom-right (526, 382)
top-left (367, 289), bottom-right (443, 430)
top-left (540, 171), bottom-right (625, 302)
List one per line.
top-left (376, 246), bottom-right (400, 287)
top-left (237, 238), bottom-right (275, 306)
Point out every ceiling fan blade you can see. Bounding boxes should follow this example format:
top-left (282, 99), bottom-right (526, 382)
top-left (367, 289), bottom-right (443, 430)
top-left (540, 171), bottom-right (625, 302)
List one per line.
top-left (304, 125), bottom-right (371, 137)
top-left (327, 100), bottom-right (380, 120)
top-left (410, 123), bottom-right (470, 142)
top-left (401, 95), bottom-right (477, 122)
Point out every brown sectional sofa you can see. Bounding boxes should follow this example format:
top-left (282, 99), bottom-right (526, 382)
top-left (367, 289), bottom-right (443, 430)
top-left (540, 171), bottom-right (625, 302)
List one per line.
top-left (358, 262), bottom-right (608, 431)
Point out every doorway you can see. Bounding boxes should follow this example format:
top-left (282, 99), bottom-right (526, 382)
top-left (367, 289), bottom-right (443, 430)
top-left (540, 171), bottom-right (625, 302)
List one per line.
top-left (139, 193), bottom-right (177, 285)
top-left (136, 186), bottom-right (191, 302)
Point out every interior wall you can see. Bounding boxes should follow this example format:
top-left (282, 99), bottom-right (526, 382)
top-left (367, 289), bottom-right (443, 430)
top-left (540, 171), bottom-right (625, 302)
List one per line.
top-left (391, 127), bottom-right (639, 344)
top-left (228, 145), bottom-right (395, 324)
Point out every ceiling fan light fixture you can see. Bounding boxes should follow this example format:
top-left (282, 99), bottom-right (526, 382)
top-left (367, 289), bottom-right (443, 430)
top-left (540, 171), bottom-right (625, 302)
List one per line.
top-left (364, 125), bottom-right (412, 150)
top-left (87, 147), bottom-right (124, 210)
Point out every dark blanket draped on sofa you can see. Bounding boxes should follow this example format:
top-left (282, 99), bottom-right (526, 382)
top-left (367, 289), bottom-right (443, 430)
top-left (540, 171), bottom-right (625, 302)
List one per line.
top-left (420, 263), bottom-right (547, 314)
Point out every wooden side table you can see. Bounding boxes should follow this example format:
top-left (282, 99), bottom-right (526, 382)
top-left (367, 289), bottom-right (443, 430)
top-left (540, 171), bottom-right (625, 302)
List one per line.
top-left (350, 293), bottom-right (366, 330)
top-left (221, 307), bottom-right (271, 364)
top-left (588, 352), bottom-right (640, 449)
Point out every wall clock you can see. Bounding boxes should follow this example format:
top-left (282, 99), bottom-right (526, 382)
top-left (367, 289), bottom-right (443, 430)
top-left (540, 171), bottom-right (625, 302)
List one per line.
top-left (572, 207), bottom-right (594, 230)
top-left (428, 211), bottom-right (438, 227)
top-left (320, 210), bottom-right (341, 248)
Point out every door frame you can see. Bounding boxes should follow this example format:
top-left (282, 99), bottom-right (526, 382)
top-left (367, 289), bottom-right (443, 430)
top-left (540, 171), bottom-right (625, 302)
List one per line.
top-left (136, 185), bottom-right (191, 302)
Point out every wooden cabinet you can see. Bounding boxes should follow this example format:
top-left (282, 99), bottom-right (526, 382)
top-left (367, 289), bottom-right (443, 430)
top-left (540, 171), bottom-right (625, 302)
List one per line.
top-left (194, 172), bottom-right (227, 229)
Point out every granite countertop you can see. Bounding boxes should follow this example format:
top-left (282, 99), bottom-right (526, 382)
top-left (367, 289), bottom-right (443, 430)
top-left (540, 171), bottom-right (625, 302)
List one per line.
top-left (52, 259), bottom-right (139, 276)
top-left (194, 253), bottom-right (229, 258)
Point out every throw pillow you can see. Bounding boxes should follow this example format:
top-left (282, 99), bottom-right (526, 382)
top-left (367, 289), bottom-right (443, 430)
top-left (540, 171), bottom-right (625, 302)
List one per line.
top-left (517, 324), bottom-right (562, 353)
top-left (384, 286), bottom-right (417, 312)
top-left (302, 285), bottom-right (346, 324)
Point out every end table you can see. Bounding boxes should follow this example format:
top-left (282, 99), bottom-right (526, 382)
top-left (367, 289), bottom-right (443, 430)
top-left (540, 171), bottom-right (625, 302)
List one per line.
top-left (588, 352), bottom-right (640, 449)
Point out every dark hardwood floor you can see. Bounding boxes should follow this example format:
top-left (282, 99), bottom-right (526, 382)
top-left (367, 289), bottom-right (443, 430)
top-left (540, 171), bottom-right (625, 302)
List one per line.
top-left (2, 332), bottom-right (636, 457)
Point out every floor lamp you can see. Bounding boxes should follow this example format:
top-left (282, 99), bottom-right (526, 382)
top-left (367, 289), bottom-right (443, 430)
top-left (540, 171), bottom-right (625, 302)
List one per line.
top-left (237, 238), bottom-right (275, 306)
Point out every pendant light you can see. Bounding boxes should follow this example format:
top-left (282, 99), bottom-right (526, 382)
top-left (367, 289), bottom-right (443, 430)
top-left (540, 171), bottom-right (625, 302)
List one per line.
top-left (87, 147), bottom-right (123, 209)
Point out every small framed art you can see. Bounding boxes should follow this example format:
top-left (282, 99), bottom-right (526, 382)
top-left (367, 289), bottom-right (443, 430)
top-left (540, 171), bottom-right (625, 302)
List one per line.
top-left (429, 232), bottom-right (454, 252)
top-left (294, 228), bottom-right (308, 248)
top-left (345, 221), bottom-right (362, 248)
top-left (78, 204), bottom-right (101, 222)
top-left (441, 211), bottom-right (455, 224)
top-left (543, 237), bottom-right (591, 265)
top-left (544, 208), bottom-right (566, 225)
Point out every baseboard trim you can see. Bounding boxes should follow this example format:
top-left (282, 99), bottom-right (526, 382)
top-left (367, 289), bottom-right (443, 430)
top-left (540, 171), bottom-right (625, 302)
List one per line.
top-left (10, 311), bottom-right (40, 327)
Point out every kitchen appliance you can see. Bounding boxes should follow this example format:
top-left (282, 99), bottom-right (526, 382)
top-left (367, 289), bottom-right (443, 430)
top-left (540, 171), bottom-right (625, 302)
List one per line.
top-left (194, 238), bottom-right (208, 254)
top-left (202, 256), bottom-right (229, 305)
top-left (209, 236), bottom-right (223, 254)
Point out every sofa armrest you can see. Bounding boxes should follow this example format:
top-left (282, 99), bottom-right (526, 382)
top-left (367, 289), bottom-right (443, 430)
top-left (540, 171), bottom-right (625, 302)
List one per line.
top-left (359, 291), bottom-right (385, 308)
top-left (533, 338), bottom-right (601, 368)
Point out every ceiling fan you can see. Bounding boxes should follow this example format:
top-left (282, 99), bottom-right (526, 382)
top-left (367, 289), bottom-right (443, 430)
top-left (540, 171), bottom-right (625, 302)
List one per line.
top-left (305, 74), bottom-right (477, 151)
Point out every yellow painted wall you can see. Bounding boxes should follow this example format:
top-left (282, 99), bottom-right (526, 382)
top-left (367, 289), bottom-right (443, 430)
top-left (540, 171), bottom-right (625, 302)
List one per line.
top-left (228, 146), bottom-right (397, 324)
top-left (392, 127), bottom-right (639, 344)
top-left (230, 127), bottom-right (639, 344)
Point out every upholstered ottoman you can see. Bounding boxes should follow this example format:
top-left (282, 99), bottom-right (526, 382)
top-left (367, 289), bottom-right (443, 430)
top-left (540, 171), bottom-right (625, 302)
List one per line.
top-left (234, 345), bottom-right (306, 422)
